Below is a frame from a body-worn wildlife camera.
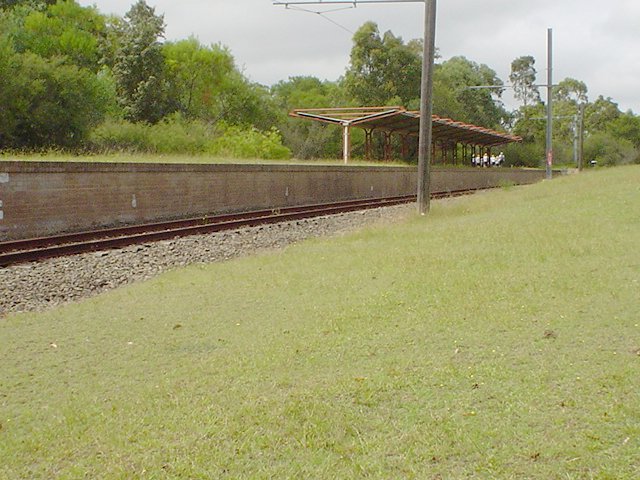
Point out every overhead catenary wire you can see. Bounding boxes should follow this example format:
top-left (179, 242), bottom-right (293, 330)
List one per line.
top-left (275, 0), bottom-right (424, 35)
top-left (275, 1), bottom-right (422, 4)
top-left (284, 4), bottom-right (356, 34)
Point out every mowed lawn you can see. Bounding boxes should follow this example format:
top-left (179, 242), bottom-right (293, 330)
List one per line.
top-left (1, 167), bottom-right (639, 479)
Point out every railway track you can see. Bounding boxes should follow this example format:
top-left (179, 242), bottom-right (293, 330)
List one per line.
top-left (0, 195), bottom-right (414, 267)
top-left (0, 189), bottom-right (478, 267)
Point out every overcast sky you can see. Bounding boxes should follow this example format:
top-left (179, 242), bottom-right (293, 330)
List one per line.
top-left (78, 0), bottom-right (640, 114)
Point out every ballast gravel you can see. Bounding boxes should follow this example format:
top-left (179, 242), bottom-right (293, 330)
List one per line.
top-left (0, 204), bottom-right (413, 316)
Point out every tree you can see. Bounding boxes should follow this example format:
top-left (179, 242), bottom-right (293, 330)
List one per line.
top-left (271, 76), bottom-right (345, 158)
top-left (511, 103), bottom-right (546, 143)
top-left (585, 95), bottom-right (621, 133)
top-left (554, 77), bottom-right (588, 106)
top-left (509, 56), bottom-right (540, 108)
top-left (163, 38), bottom-right (236, 120)
top-left (0, 36), bottom-right (22, 146)
top-left (163, 36), bottom-right (284, 131)
top-left (0, 0), bottom-right (55, 9)
top-left (344, 22), bottom-right (421, 106)
top-left (432, 56), bottom-right (507, 129)
top-left (607, 111), bottom-right (640, 149)
top-left (0, 4), bottom-right (110, 148)
top-left (272, 76), bottom-right (346, 110)
top-left (0, 45), bottom-right (108, 148)
top-left (216, 76), bottom-right (281, 131)
top-left (14, 0), bottom-right (106, 71)
top-left (112, 0), bottom-right (169, 123)
top-left (547, 78), bottom-right (588, 147)
top-left (584, 132), bottom-right (637, 166)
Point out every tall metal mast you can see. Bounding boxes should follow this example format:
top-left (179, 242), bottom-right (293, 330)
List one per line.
top-left (546, 28), bottom-right (553, 179)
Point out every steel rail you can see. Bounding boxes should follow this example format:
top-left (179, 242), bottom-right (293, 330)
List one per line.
top-left (0, 189), bottom-right (479, 267)
top-left (0, 195), bottom-right (413, 266)
top-left (0, 195), bottom-right (412, 253)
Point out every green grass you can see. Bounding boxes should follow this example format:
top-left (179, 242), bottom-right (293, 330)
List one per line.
top-left (1, 167), bottom-right (639, 479)
top-left (0, 152), bottom-right (409, 167)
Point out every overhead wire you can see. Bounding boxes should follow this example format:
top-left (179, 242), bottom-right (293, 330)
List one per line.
top-left (285, 4), bottom-right (356, 34)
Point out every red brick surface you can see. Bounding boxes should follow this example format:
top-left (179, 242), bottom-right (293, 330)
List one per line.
top-left (0, 162), bottom-right (544, 241)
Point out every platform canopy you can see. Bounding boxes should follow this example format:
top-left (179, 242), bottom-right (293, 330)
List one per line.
top-left (290, 106), bottom-right (521, 163)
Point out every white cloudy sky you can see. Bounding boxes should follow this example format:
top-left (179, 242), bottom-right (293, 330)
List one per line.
top-left (79, 0), bottom-right (640, 113)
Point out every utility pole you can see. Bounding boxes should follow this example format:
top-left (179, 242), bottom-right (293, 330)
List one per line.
top-left (274, 0), bottom-right (435, 215)
top-left (417, 0), bottom-right (436, 215)
top-left (577, 103), bottom-right (585, 171)
top-left (545, 28), bottom-right (553, 179)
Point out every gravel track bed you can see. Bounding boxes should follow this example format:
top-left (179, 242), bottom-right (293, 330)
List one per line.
top-left (0, 204), bottom-right (413, 317)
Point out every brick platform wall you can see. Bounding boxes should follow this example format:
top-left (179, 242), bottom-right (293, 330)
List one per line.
top-left (0, 162), bottom-right (545, 241)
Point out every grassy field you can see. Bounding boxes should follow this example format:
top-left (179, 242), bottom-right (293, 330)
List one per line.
top-left (1, 167), bottom-right (639, 479)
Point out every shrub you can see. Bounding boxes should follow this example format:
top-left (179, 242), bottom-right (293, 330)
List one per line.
top-left (207, 123), bottom-right (291, 160)
top-left (0, 49), bottom-right (108, 149)
top-left (89, 116), bottom-right (291, 160)
top-left (501, 142), bottom-right (544, 168)
top-left (583, 133), bottom-right (637, 166)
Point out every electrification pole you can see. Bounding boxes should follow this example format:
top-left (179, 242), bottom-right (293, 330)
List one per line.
top-left (578, 103), bottom-right (585, 171)
top-left (417, 0), bottom-right (436, 214)
top-left (274, 0), bottom-right (435, 215)
top-left (546, 28), bottom-right (553, 179)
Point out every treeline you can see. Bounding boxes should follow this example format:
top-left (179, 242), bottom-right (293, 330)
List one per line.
top-left (0, 0), bottom-right (289, 159)
top-left (1, 0), bottom-right (639, 166)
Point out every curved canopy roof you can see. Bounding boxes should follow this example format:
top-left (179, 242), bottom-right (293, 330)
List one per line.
top-left (290, 106), bottom-right (521, 147)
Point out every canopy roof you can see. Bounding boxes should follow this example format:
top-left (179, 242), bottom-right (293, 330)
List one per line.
top-left (290, 106), bottom-right (521, 147)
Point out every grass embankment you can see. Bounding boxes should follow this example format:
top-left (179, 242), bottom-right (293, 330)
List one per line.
top-left (0, 153), bottom-right (408, 167)
top-left (1, 167), bottom-right (639, 479)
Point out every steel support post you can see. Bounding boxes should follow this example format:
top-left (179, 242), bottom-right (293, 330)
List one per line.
top-left (342, 123), bottom-right (351, 164)
top-left (401, 134), bottom-right (409, 159)
top-left (364, 129), bottom-right (373, 161)
top-left (383, 131), bottom-right (393, 161)
top-left (572, 114), bottom-right (578, 167)
top-left (578, 103), bottom-right (585, 171)
top-left (417, 0), bottom-right (437, 215)
top-left (545, 28), bottom-right (553, 179)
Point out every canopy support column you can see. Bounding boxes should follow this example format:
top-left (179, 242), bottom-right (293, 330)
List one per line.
top-left (342, 122), bottom-right (351, 164)
top-left (364, 129), bottom-right (373, 161)
top-left (401, 134), bottom-right (410, 160)
top-left (383, 131), bottom-right (393, 162)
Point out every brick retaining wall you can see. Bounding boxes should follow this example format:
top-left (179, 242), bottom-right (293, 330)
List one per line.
top-left (0, 162), bottom-right (545, 241)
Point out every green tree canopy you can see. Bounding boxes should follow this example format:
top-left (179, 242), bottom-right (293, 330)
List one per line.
top-left (344, 22), bottom-right (421, 106)
top-left (511, 103), bottom-right (546, 143)
top-left (163, 37), bottom-right (236, 120)
top-left (272, 76), bottom-right (345, 110)
top-left (585, 95), bottom-right (621, 133)
top-left (112, 0), bottom-right (169, 123)
top-left (13, 0), bottom-right (105, 71)
top-left (509, 55), bottom-right (540, 108)
top-left (271, 76), bottom-right (346, 159)
top-left (607, 111), bottom-right (640, 149)
top-left (0, 0), bottom-right (55, 9)
top-left (554, 77), bottom-right (588, 106)
top-left (0, 2), bottom-right (110, 148)
top-left (0, 41), bottom-right (108, 148)
top-left (433, 56), bottom-right (507, 129)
